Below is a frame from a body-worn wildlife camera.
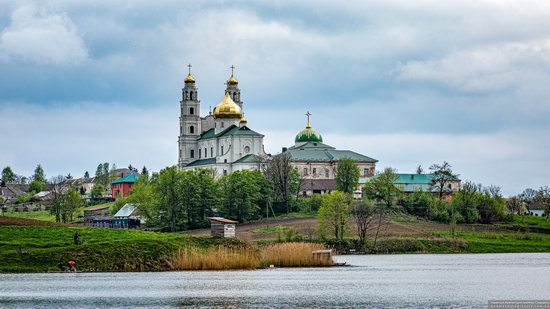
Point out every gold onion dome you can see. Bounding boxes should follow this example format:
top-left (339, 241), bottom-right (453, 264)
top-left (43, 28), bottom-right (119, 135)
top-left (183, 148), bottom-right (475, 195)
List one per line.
top-left (213, 91), bottom-right (242, 119)
top-left (227, 73), bottom-right (238, 85)
top-left (184, 73), bottom-right (195, 83)
top-left (239, 114), bottom-right (247, 124)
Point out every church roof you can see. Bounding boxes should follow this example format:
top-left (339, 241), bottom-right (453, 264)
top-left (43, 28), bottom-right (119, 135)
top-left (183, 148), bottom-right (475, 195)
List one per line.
top-left (186, 158), bottom-right (216, 167)
top-left (234, 154), bottom-right (263, 164)
top-left (284, 142), bottom-right (377, 163)
top-left (112, 174), bottom-right (139, 184)
top-left (358, 173), bottom-right (460, 192)
top-left (198, 125), bottom-right (263, 141)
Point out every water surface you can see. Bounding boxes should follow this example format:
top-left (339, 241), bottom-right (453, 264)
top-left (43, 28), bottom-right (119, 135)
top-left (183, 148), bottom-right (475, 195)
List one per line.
top-left (1, 253), bottom-right (549, 308)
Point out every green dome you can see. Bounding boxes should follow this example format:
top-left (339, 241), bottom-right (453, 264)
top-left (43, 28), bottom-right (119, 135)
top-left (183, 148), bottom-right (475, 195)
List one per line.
top-left (295, 127), bottom-right (323, 143)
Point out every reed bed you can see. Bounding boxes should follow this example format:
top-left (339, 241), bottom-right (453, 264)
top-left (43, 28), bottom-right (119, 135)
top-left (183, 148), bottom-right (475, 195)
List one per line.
top-left (171, 246), bottom-right (260, 270)
top-left (170, 242), bottom-right (334, 270)
top-left (260, 243), bottom-right (333, 268)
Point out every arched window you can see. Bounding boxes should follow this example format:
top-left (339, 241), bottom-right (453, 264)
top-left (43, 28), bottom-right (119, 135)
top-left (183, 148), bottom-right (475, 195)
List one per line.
top-left (204, 148), bottom-right (207, 157)
top-left (190, 91), bottom-right (194, 100)
top-left (189, 107), bottom-right (195, 115)
top-left (233, 93), bottom-right (237, 101)
top-left (190, 149), bottom-right (195, 158)
top-left (185, 91), bottom-right (188, 100)
top-left (244, 146), bottom-right (250, 153)
top-left (189, 126), bottom-right (194, 134)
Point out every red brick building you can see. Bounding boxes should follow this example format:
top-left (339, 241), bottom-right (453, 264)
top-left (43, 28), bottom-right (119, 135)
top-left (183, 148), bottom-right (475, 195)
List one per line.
top-left (111, 174), bottom-right (139, 200)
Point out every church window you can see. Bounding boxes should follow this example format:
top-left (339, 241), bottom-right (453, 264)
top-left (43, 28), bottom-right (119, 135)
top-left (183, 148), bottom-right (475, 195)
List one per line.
top-left (313, 168), bottom-right (317, 175)
top-left (210, 147), bottom-right (213, 157)
top-left (233, 93), bottom-right (237, 101)
top-left (221, 146), bottom-right (224, 154)
top-left (204, 148), bottom-right (207, 157)
top-left (224, 159), bottom-right (227, 163)
top-left (244, 146), bottom-right (250, 154)
top-left (303, 168), bottom-right (308, 175)
top-left (199, 149), bottom-right (202, 158)
top-left (325, 168), bottom-right (329, 178)
top-left (190, 149), bottom-right (195, 158)
top-left (364, 168), bottom-right (369, 176)
top-left (185, 91), bottom-right (188, 100)
top-left (189, 107), bottom-right (195, 115)
top-left (190, 91), bottom-right (194, 100)
top-left (189, 126), bottom-right (194, 134)
top-left (221, 122), bottom-right (224, 128)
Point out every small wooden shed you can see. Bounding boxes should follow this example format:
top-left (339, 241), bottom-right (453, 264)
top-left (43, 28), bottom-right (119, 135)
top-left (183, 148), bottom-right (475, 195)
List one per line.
top-left (209, 217), bottom-right (238, 238)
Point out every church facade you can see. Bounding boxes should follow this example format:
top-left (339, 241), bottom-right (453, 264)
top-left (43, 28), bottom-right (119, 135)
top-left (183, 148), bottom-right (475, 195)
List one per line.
top-left (283, 113), bottom-right (378, 196)
top-left (178, 67), bottom-right (266, 176)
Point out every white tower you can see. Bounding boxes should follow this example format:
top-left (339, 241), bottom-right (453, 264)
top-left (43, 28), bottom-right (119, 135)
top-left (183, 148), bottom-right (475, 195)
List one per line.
top-left (178, 64), bottom-right (201, 168)
top-left (225, 65), bottom-right (243, 110)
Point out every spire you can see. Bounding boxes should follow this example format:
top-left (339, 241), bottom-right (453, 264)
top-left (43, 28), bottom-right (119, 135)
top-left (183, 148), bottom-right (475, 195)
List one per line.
top-left (184, 63), bottom-right (195, 83)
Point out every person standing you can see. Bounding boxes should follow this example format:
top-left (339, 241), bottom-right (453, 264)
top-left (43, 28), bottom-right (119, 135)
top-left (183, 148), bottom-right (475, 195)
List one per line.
top-left (68, 260), bottom-right (76, 272)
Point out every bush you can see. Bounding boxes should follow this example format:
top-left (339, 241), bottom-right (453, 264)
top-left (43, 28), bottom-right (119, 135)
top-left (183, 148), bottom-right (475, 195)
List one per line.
top-left (401, 191), bottom-right (434, 218)
top-left (430, 201), bottom-right (450, 223)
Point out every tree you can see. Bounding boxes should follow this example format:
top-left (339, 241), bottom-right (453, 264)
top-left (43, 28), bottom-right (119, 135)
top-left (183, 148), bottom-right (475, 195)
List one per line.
top-left (451, 181), bottom-right (481, 223)
top-left (156, 166), bottom-right (181, 232)
top-left (362, 167), bottom-right (400, 249)
top-left (429, 161), bottom-right (459, 201)
top-left (336, 157), bottom-right (360, 194)
top-left (264, 153), bottom-right (300, 213)
top-left (84, 171), bottom-right (90, 179)
top-left (141, 166), bottom-right (149, 176)
top-left (28, 179), bottom-right (46, 194)
top-left (90, 184), bottom-right (105, 200)
top-left (402, 190), bottom-right (435, 218)
top-left (478, 188), bottom-right (506, 224)
top-left (506, 196), bottom-right (524, 216)
top-left (318, 191), bottom-right (351, 241)
top-left (350, 197), bottom-right (375, 246)
top-left (33, 164), bottom-right (46, 183)
top-left (520, 188), bottom-right (536, 214)
top-left (60, 188), bottom-right (82, 222)
top-left (534, 186), bottom-right (550, 220)
top-left (218, 170), bottom-right (264, 223)
top-left (49, 175), bottom-right (67, 222)
top-left (416, 165), bottom-right (424, 174)
top-left (1, 166), bottom-right (16, 183)
top-left (194, 169), bottom-right (219, 226)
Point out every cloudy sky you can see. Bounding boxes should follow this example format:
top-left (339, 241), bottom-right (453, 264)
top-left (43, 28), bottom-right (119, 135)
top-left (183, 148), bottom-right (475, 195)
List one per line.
top-left (1, 0), bottom-right (550, 195)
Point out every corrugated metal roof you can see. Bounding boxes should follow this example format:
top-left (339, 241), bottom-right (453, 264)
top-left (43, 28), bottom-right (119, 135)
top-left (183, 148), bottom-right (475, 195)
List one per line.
top-left (114, 203), bottom-right (137, 218)
top-left (112, 173), bottom-right (139, 184)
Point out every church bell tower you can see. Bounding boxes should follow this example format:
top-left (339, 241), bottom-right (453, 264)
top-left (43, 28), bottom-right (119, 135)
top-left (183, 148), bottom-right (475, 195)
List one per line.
top-left (225, 65), bottom-right (243, 110)
top-left (178, 64), bottom-right (201, 168)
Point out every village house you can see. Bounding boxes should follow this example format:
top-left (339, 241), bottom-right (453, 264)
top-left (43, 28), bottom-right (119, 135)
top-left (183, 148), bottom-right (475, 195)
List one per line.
top-left (111, 174), bottom-right (139, 200)
top-left (209, 217), bottom-right (237, 238)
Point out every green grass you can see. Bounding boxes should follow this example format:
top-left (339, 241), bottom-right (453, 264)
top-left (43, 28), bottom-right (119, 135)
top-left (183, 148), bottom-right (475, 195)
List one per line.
top-left (432, 230), bottom-right (550, 253)
top-left (3, 211), bottom-right (56, 222)
top-left (501, 215), bottom-right (550, 231)
top-left (0, 225), bottom-right (244, 273)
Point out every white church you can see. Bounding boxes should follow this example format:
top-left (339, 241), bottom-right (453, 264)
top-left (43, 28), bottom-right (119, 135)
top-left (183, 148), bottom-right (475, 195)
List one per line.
top-left (178, 66), bottom-right (267, 176)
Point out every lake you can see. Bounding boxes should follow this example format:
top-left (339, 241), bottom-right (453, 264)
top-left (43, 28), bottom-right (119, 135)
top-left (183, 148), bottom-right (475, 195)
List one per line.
top-left (1, 253), bottom-right (549, 308)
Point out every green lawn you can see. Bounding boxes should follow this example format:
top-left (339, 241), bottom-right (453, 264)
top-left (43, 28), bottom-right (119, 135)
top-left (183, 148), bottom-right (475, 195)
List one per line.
top-left (432, 230), bottom-right (550, 253)
top-left (2, 211), bottom-right (56, 222)
top-left (0, 225), bottom-right (244, 273)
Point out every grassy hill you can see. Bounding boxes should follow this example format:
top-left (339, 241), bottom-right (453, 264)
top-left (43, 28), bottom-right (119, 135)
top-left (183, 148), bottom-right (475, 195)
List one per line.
top-left (0, 218), bottom-right (243, 273)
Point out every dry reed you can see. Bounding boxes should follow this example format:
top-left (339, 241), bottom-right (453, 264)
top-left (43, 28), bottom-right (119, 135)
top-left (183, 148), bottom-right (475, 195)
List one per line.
top-left (260, 243), bottom-right (334, 268)
top-left (171, 246), bottom-right (260, 270)
top-left (170, 242), bottom-right (334, 270)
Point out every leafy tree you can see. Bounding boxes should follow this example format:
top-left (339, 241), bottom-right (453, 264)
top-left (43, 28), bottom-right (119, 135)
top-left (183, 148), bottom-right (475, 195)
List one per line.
top-left (350, 197), bottom-right (376, 246)
top-left (84, 171), bottom-right (90, 179)
top-left (49, 175), bottom-right (67, 222)
top-left (60, 188), bottom-right (82, 222)
top-left (478, 189), bottom-right (506, 224)
top-left (416, 165), bottom-right (424, 174)
top-left (264, 153), bottom-right (300, 213)
top-left (534, 186), bottom-right (550, 220)
top-left (1, 166), bottom-right (16, 183)
top-left (156, 166), bottom-right (181, 232)
top-left (336, 157), bottom-right (360, 194)
top-left (28, 179), bottom-right (46, 194)
top-left (402, 190), bottom-right (435, 218)
top-left (125, 173), bottom-right (159, 223)
top-left (33, 164), bottom-right (46, 183)
top-left (362, 167), bottom-right (400, 249)
top-left (194, 169), bottom-right (219, 227)
top-left (218, 170), bottom-right (263, 223)
top-left (90, 184), bottom-right (105, 200)
top-left (177, 171), bottom-right (201, 229)
top-left (451, 181), bottom-right (481, 223)
top-left (318, 191), bottom-right (351, 241)
top-left (429, 161), bottom-right (459, 201)
top-left (141, 166), bottom-right (149, 176)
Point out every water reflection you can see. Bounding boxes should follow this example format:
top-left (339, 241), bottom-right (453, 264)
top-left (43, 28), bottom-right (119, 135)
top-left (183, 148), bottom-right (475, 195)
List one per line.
top-left (0, 253), bottom-right (549, 308)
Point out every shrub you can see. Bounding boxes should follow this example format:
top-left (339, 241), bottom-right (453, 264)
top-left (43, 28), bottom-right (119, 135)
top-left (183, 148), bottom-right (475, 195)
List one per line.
top-left (402, 190), bottom-right (434, 218)
top-left (430, 201), bottom-right (450, 223)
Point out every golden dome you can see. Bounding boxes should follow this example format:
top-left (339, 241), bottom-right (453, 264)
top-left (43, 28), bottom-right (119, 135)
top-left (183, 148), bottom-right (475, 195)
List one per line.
top-left (213, 91), bottom-right (242, 119)
top-left (227, 73), bottom-right (238, 85)
top-left (240, 114), bottom-right (247, 124)
top-left (184, 73), bottom-right (195, 83)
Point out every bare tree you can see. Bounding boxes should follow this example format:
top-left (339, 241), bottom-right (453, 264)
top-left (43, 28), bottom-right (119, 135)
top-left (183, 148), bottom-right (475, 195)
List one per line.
top-left (429, 161), bottom-right (459, 201)
top-left (263, 153), bottom-right (300, 213)
top-left (350, 198), bottom-right (376, 247)
top-left (534, 186), bottom-right (550, 220)
top-left (506, 196), bottom-right (524, 215)
top-left (520, 188), bottom-right (536, 214)
top-left (49, 175), bottom-right (68, 222)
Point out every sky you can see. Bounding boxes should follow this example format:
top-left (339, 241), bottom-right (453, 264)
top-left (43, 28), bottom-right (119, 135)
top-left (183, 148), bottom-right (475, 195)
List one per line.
top-left (1, 0), bottom-right (550, 195)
